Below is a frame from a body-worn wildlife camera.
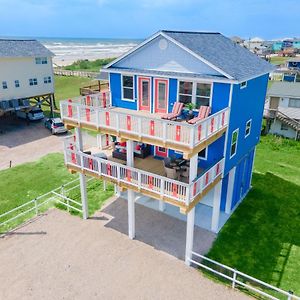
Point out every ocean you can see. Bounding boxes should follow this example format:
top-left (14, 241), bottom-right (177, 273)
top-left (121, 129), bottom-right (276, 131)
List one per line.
top-left (37, 37), bottom-right (142, 66)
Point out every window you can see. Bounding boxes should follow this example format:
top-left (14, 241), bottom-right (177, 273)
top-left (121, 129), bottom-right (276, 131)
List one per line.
top-left (196, 83), bottom-right (210, 108)
top-left (280, 123), bottom-right (288, 131)
top-left (230, 129), bottom-right (239, 158)
top-left (2, 81), bottom-right (7, 89)
top-left (44, 76), bottom-right (51, 84)
top-left (15, 80), bottom-right (20, 88)
top-left (178, 81), bottom-right (193, 104)
top-left (240, 81), bottom-right (247, 89)
top-left (198, 148), bottom-right (207, 160)
top-left (178, 81), bottom-right (211, 108)
top-left (29, 78), bottom-right (38, 86)
top-left (288, 98), bottom-right (300, 108)
top-left (35, 57), bottom-right (47, 64)
top-left (122, 75), bottom-right (134, 101)
top-left (245, 119), bottom-right (252, 137)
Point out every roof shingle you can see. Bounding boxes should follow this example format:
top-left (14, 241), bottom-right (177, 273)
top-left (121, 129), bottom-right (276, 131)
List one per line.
top-left (0, 39), bottom-right (53, 58)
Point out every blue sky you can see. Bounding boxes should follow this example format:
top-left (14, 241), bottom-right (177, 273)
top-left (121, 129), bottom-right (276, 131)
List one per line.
top-left (0, 0), bottom-right (298, 40)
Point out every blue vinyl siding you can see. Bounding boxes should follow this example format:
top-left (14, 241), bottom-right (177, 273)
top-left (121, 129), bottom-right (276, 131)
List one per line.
top-left (211, 82), bottom-right (231, 113)
top-left (110, 72), bottom-right (137, 110)
top-left (224, 74), bottom-right (268, 175)
top-left (220, 173), bottom-right (229, 212)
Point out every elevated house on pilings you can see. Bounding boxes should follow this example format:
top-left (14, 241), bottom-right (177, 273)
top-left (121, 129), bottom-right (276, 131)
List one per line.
top-left (0, 39), bottom-right (56, 117)
top-left (60, 30), bottom-right (274, 265)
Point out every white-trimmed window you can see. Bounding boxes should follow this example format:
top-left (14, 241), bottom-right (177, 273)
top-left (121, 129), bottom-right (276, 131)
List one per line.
top-left (198, 147), bottom-right (207, 160)
top-left (288, 98), bottom-right (300, 108)
top-left (240, 81), bottom-right (247, 89)
top-left (29, 78), bottom-right (38, 86)
top-left (230, 129), bottom-right (239, 158)
top-left (280, 123), bottom-right (288, 131)
top-left (44, 76), bottom-right (52, 84)
top-left (178, 81), bottom-right (211, 108)
top-left (122, 75), bottom-right (134, 101)
top-left (35, 57), bottom-right (47, 64)
top-left (15, 80), bottom-right (20, 88)
top-left (2, 81), bottom-right (8, 89)
top-left (245, 119), bottom-right (252, 137)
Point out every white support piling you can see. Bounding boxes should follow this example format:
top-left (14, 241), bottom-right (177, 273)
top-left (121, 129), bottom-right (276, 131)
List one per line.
top-left (225, 166), bottom-right (236, 214)
top-left (75, 127), bottom-right (89, 220)
top-left (185, 154), bottom-right (198, 266)
top-left (159, 200), bottom-right (165, 212)
top-left (126, 140), bottom-right (135, 239)
top-left (211, 180), bottom-right (222, 232)
top-left (185, 207), bottom-right (195, 266)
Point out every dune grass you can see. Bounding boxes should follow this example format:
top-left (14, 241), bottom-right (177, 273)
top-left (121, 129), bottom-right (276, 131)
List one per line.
top-left (207, 135), bottom-right (300, 295)
top-left (63, 58), bottom-right (115, 72)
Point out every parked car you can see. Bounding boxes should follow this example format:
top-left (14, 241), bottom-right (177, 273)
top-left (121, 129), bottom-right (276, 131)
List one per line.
top-left (16, 107), bottom-right (44, 121)
top-left (44, 117), bottom-right (68, 134)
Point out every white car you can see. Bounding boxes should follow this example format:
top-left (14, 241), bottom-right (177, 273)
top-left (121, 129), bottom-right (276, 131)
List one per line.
top-left (16, 107), bottom-right (44, 121)
top-left (44, 117), bottom-right (68, 134)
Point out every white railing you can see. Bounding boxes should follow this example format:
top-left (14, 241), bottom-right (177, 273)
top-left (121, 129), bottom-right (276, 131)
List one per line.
top-left (60, 99), bottom-right (229, 149)
top-left (0, 178), bottom-right (86, 232)
top-left (189, 252), bottom-right (299, 300)
top-left (64, 141), bottom-right (223, 205)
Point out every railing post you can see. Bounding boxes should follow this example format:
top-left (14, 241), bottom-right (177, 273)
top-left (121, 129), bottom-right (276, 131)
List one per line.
top-left (138, 172), bottom-right (141, 190)
top-left (138, 118), bottom-right (142, 137)
top-left (80, 154), bottom-right (84, 171)
top-left (34, 198), bottom-right (38, 216)
top-left (232, 269), bottom-right (237, 289)
top-left (103, 180), bottom-right (106, 191)
top-left (96, 109), bottom-right (100, 129)
top-left (189, 125), bottom-right (195, 148)
top-left (77, 105), bottom-right (81, 123)
top-left (163, 122), bottom-right (167, 141)
top-left (116, 113), bottom-right (120, 133)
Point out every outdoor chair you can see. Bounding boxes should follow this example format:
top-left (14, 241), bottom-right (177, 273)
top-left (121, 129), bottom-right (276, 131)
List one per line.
top-left (188, 105), bottom-right (211, 124)
top-left (161, 102), bottom-right (184, 120)
top-left (164, 164), bottom-right (180, 180)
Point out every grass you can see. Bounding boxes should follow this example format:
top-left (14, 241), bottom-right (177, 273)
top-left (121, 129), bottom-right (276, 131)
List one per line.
top-left (0, 153), bottom-right (114, 231)
top-left (63, 58), bottom-right (115, 72)
top-left (207, 135), bottom-right (300, 296)
top-left (270, 56), bottom-right (290, 66)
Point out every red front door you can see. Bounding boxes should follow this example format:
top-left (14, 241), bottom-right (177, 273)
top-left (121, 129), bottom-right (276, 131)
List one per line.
top-left (154, 78), bottom-right (168, 113)
top-left (138, 77), bottom-right (151, 112)
top-left (155, 146), bottom-right (168, 157)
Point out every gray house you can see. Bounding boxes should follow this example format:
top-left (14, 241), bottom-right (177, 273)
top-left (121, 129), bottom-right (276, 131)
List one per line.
top-left (265, 81), bottom-right (300, 139)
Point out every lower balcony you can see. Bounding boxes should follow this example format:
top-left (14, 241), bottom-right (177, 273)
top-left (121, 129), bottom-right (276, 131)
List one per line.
top-left (64, 138), bottom-right (224, 214)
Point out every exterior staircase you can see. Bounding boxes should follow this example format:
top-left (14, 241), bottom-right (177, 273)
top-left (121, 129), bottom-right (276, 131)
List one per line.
top-left (276, 110), bottom-right (300, 140)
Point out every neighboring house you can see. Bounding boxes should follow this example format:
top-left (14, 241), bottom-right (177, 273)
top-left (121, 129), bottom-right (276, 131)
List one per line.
top-left (0, 39), bottom-right (55, 116)
top-left (60, 30), bottom-right (273, 265)
top-left (265, 81), bottom-right (300, 140)
top-left (287, 57), bottom-right (300, 70)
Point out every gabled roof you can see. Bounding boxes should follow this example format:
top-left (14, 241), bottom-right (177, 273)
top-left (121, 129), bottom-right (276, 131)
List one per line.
top-left (267, 81), bottom-right (300, 98)
top-left (104, 30), bottom-right (274, 82)
top-left (0, 39), bottom-right (53, 58)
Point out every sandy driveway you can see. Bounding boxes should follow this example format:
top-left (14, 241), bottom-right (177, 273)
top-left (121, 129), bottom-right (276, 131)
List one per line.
top-left (0, 206), bottom-right (250, 300)
top-left (0, 116), bottom-right (65, 170)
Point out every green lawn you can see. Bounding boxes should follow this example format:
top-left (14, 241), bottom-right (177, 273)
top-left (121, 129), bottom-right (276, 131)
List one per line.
top-left (0, 153), bottom-right (114, 231)
top-left (270, 56), bottom-right (289, 66)
top-left (207, 135), bottom-right (300, 295)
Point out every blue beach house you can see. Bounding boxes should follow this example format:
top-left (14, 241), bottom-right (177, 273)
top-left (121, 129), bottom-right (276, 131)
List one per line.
top-left (60, 30), bottom-right (274, 265)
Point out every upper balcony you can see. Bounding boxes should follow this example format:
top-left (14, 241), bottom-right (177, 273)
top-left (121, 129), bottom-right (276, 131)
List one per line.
top-left (63, 134), bottom-right (224, 214)
top-left (60, 92), bottom-right (230, 158)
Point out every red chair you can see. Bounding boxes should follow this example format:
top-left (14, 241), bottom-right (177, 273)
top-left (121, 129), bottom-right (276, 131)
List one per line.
top-left (188, 106), bottom-right (211, 124)
top-left (161, 102), bottom-right (184, 120)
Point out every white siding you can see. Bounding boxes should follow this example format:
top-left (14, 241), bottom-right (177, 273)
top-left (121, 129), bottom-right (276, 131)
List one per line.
top-left (278, 97), bottom-right (290, 108)
top-left (269, 119), bottom-right (297, 139)
top-left (0, 56), bottom-right (54, 101)
top-left (114, 36), bottom-right (221, 76)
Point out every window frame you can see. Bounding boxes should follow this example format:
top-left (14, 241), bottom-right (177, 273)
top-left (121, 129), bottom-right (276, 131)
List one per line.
top-left (198, 147), bottom-right (207, 160)
top-left (280, 123), bottom-right (288, 131)
top-left (2, 81), bottom-right (8, 89)
top-left (177, 80), bottom-right (212, 109)
top-left (14, 80), bottom-right (20, 88)
top-left (240, 81), bottom-right (247, 89)
top-left (121, 74), bottom-right (135, 102)
top-left (29, 78), bottom-right (38, 86)
top-left (245, 119), bottom-right (252, 138)
top-left (44, 76), bottom-right (52, 84)
top-left (288, 98), bottom-right (300, 108)
top-left (230, 128), bottom-right (239, 158)
top-left (35, 57), bottom-right (47, 64)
